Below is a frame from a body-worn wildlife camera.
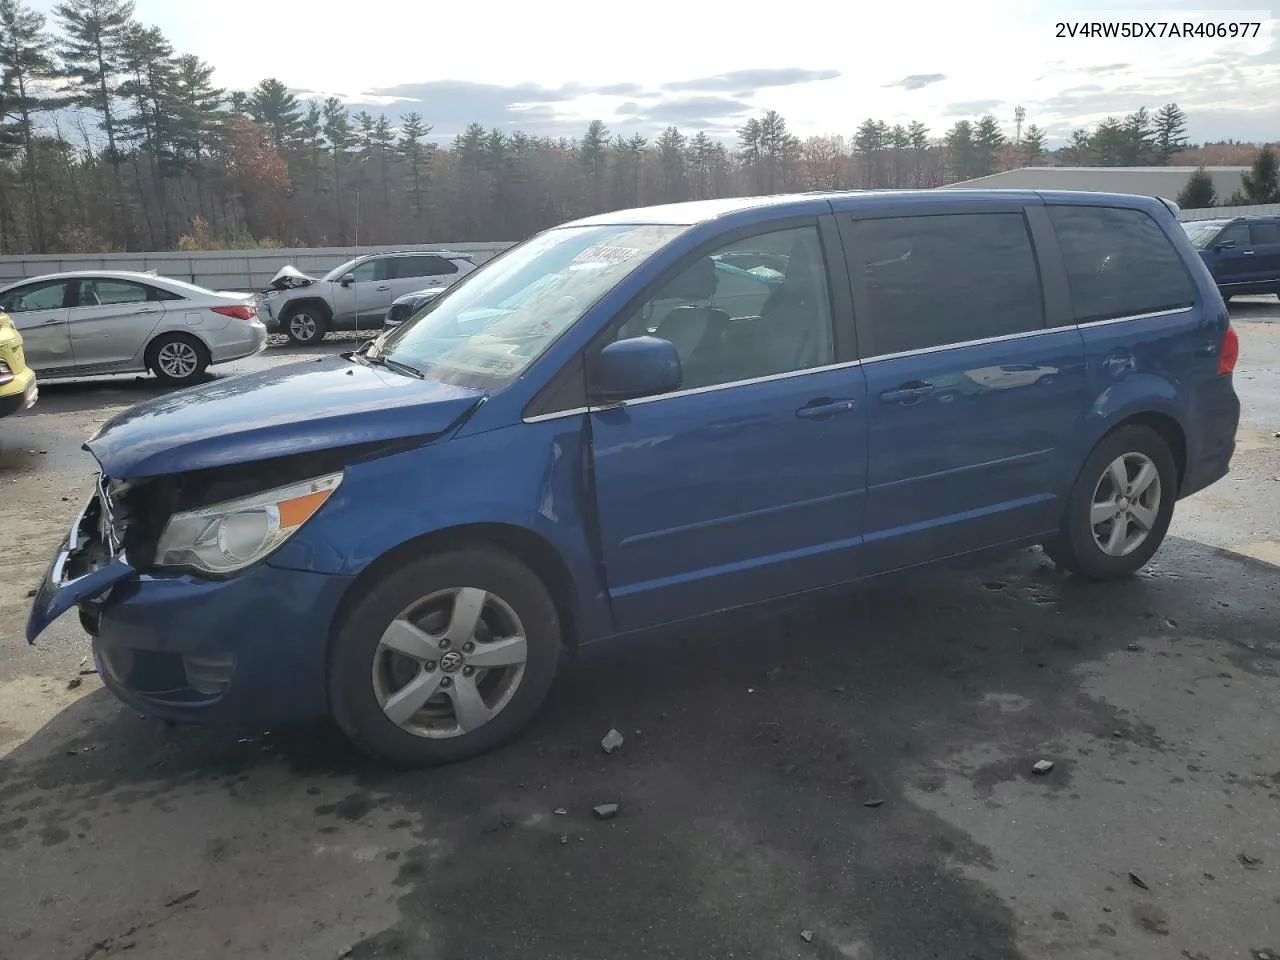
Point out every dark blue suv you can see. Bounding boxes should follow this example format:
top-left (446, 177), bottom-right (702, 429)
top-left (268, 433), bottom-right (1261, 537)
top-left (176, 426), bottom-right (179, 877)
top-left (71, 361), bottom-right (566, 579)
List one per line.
top-left (1184, 215), bottom-right (1280, 299)
top-left (28, 190), bottom-right (1240, 766)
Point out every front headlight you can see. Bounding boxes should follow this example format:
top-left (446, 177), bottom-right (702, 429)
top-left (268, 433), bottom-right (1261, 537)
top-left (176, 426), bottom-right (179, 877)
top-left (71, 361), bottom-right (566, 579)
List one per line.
top-left (155, 472), bottom-right (343, 575)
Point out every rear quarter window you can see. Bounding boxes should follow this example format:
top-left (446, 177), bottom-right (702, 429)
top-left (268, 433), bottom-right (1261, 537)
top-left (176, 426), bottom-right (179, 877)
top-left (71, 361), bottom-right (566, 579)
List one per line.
top-left (1048, 205), bottom-right (1196, 323)
top-left (846, 212), bottom-right (1045, 357)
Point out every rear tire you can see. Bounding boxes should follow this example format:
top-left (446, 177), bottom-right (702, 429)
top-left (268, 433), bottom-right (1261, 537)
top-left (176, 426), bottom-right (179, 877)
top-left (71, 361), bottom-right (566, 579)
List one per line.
top-left (1042, 425), bottom-right (1177, 580)
top-left (147, 332), bottom-right (209, 386)
top-left (282, 304), bottom-right (328, 345)
top-left (328, 546), bottom-right (562, 767)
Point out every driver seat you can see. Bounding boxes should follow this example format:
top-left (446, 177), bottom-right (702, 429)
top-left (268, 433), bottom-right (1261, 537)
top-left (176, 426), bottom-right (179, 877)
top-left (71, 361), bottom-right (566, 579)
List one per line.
top-left (651, 257), bottom-right (729, 388)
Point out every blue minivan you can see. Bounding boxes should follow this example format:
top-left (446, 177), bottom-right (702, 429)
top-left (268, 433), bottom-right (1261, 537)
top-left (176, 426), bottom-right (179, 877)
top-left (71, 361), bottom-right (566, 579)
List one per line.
top-left (28, 190), bottom-right (1240, 766)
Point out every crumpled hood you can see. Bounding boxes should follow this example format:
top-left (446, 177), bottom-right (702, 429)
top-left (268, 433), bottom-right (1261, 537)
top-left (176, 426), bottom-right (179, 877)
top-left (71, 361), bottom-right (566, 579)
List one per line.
top-left (86, 356), bottom-right (486, 479)
top-left (266, 265), bottom-right (320, 290)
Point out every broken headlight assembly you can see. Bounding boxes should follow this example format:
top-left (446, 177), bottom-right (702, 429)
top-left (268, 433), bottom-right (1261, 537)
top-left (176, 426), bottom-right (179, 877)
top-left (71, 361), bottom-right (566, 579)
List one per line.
top-left (154, 472), bottom-right (343, 575)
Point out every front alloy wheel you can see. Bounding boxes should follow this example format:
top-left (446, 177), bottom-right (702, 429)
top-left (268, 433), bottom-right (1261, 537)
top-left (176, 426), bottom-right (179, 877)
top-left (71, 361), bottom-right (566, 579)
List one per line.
top-left (329, 546), bottom-right (562, 766)
top-left (373, 588), bottom-right (528, 738)
top-left (285, 309), bottom-right (325, 345)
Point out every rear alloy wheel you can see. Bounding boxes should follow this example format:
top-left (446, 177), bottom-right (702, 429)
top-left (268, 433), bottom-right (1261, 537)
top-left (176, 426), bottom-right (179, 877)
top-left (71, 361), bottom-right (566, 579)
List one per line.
top-left (329, 546), bottom-right (562, 766)
top-left (1043, 425), bottom-right (1177, 580)
top-left (284, 307), bottom-right (327, 345)
top-left (149, 333), bottom-right (209, 386)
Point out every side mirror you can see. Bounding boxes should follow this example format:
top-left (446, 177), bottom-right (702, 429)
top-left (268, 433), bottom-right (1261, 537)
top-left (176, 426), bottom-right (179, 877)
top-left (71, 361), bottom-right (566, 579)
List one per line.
top-left (593, 336), bottom-right (682, 404)
top-left (340, 273), bottom-right (356, 287)
top-left (1214, 240), bottom-right (1236, 251)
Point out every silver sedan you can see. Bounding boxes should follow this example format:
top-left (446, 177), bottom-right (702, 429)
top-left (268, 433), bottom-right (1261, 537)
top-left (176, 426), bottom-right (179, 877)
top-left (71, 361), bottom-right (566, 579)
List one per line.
top-left (0, 270), bottom-right (268, 386)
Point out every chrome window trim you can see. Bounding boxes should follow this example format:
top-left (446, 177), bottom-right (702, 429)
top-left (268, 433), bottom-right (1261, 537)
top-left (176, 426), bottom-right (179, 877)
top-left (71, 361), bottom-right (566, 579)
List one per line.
top-left (1072, 305), bottom-right (1193, 328)
top-left (520, 305), bottom-right (1197, 423)
top-left (522, 359), bottom-right (866, 423)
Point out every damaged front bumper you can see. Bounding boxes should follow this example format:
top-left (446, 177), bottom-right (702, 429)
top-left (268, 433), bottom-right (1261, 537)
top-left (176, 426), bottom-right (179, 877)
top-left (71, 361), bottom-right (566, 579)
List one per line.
top-left (27, 480), bottom-right (135, 643)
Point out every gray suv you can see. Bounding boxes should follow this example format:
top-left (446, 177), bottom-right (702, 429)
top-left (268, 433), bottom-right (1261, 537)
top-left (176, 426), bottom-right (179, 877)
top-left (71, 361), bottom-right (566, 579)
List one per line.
top-left (259, 251), bottom-right (476, 344)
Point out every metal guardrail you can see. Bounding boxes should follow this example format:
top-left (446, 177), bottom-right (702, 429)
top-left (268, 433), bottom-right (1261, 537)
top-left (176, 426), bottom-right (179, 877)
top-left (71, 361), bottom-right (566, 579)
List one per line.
top-left (0, 242), bottom-right (518, 292)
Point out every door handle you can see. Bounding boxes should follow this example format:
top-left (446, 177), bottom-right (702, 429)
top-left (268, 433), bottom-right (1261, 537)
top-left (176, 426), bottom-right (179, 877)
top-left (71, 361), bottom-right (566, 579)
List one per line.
top-left (136, 306), bottom-right (159, 313)
top-left (375, 285), bottom-right (391, 291)
top-left (39, 318), bottom-right (63, 326)
top-left (795, 398), bottom-right (856, 420)
top-left (880, 381), bottom-right (935, 403)
top-left (1241, 250), bottom-right (1256, 257)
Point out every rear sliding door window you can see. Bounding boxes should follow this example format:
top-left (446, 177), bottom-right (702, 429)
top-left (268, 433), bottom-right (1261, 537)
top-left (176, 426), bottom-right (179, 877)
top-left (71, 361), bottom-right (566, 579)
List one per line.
top-left (1048, 205), bottom-right (1196, 323)
top-left (846, 213), bottom-right (1044, 357)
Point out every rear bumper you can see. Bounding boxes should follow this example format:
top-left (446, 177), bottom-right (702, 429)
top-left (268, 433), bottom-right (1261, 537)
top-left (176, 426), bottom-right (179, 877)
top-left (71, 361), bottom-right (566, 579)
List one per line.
top-left (209, 322), bottom-right (269, 363)
top-left (1179, 374), bottom-right (1241, 499)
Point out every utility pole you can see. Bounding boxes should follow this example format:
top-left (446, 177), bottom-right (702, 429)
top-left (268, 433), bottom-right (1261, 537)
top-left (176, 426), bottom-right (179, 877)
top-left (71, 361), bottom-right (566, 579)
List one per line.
top-left (1014, 106), bottom-right (1026, 146)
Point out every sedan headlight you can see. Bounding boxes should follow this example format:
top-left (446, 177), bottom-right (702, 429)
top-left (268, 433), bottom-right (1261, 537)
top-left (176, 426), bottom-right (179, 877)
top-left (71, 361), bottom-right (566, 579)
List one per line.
top-left (155, 472), bottom-right (343, 575)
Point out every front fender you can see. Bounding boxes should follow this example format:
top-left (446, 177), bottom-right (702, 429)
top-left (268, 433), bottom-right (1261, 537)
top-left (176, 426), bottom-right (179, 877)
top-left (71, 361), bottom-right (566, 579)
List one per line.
top-left (268, 419), bottom-right (614, 641)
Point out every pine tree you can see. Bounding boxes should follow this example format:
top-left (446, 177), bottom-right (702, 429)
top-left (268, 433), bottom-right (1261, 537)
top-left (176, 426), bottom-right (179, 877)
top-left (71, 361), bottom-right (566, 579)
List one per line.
top-left (1153, 103), bottom-right (1188, 164)
top-left (1175, 166), bottom-right (1216, 208)
top-left (248, 78), bottom-right (301, 151)
top-left (1239, 146), bottom-right (1280, 204)
top-left (944, 120), bottom-right (975, 180)
top-left (321, 97), bottom-right (352, 241)
top-left (655, 125), bottom-right (686, 201)
top-left (1023, 124), bottom-right (1047, 165)
top-left (737, 117), bottom-right (762, 192)
top-left (1120, 107), bottom-right (1154, 165)
top-left (854, 118), bottom-right (888, 188)
top-left (972, 115), bottom-right (1006, 177)
top-left (0, 0), bottom-right (65, 251)
top-left (117, 22), bottom-right (176, 245)
top-left (397, 112), bottom-right (432, 225)
top-left (54, 0), bottom-right (134, 164)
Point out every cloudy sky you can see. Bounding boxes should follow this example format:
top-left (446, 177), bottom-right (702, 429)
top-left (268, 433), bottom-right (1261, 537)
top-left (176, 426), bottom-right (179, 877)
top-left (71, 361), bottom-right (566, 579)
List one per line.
top-left (31, 0), bottom-right (1280, 145)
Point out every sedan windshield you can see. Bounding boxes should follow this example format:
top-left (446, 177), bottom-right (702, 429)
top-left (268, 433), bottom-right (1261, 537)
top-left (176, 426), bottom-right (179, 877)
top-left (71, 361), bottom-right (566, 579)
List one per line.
top-left (323, 258), bottom-right (365, 282)
top-left (372, 223), bottom-right (687, 385)
top-left (1182, 222), bottom-right (1227, 249)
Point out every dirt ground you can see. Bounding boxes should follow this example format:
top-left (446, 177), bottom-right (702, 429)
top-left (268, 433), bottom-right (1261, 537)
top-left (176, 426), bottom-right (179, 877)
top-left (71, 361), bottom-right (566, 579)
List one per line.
top-left (0, 307), bottom-right (1277, 960)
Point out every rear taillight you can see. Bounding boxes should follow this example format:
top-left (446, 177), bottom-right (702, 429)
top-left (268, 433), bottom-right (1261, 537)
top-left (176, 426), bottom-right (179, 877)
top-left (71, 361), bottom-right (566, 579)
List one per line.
top-left (1217, 323), bottom-right (1239, 375)
top-left (211, 304), bottom-right (257, 321)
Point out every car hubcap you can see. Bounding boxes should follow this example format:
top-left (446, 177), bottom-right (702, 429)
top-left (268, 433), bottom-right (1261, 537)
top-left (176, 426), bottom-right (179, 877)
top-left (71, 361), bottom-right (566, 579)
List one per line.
top-left (157, 342), bottom-right (198, 379)
top-left (372, 587), bottom-right (528, 739)
top-left (1090, 452), bottom-right (1161, 557)
top-left (290, 314), bottom-right (316, 339)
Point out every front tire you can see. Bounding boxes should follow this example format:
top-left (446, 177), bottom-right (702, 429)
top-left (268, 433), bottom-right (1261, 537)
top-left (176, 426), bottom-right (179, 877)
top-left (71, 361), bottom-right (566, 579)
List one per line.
top-left (282, 305), bottom-right (328, 345)
top-left (148, 332), bottom-right (209, 386)
top-left (1043, 425), bottom-right (1177, 580)
top-left (328, 546), bottom-right (562, 767)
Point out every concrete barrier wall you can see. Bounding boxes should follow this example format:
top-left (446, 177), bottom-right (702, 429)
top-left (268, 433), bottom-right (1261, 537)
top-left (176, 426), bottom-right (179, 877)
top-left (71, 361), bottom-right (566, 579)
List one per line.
top-left (0, 242), bottom-right (519, 292)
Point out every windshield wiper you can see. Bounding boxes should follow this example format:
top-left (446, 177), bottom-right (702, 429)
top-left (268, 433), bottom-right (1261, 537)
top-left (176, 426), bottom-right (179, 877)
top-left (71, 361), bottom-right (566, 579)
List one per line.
top-left (349, 349), bottom-right (424, 379)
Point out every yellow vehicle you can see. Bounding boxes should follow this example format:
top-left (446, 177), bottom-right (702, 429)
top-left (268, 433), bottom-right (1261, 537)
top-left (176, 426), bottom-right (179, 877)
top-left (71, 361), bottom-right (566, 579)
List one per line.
top-left (0, 310), bottom-right (37, 418)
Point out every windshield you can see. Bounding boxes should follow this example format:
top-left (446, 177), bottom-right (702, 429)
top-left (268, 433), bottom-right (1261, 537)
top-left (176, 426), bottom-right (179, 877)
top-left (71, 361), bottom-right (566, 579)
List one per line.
top-left (323, 258), bottom-right (365, 282)
top-left (372, 223), bottom-right (687, 385)
top-left (1183, 222), bottom-right (1226, 249)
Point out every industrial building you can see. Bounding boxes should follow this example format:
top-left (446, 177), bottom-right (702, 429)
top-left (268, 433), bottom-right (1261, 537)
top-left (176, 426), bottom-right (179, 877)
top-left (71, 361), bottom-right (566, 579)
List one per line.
top-left (949, 165), bottom-right (1250, 202)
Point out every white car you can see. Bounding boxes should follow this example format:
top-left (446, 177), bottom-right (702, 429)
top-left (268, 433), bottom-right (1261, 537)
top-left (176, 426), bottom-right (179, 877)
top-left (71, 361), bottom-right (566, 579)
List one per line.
top-left (259, 251), bottom-right (477, 345)
top-left (0, 271), bottom-right (266, 386)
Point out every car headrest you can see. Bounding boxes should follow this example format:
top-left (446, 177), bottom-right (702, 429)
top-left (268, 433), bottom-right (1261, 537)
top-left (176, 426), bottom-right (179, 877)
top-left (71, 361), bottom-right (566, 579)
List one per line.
top-left (660, 257), bottom-right (718, 301)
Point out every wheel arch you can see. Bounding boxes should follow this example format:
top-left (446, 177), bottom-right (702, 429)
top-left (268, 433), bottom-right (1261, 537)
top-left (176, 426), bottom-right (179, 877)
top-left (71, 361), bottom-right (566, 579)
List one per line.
top-left (144, 328), bottom-right (211, 372)
top-left (280, 297), bottom-right (334, 322)
top-left (1095, 409), bottom-right (1187, 488)
top-left (329, 521), bottom-right (584, 656)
